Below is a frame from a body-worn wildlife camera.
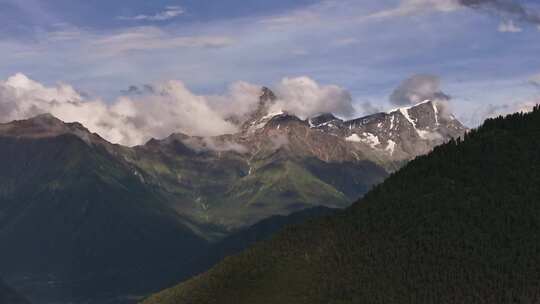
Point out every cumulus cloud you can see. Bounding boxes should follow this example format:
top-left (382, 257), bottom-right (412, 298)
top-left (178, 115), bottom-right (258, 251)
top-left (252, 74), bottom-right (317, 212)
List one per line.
top-left (390, 74), bottom-right (450, 106)
top-left (271, 77), bottom-right (356, 119)
top-left (118, 6), bottom-right (184, 22)
top-left (498, 20), bottom-right (523, 32)
top-left (0, 74), bottom-right (238, 146)
top-left (207, 81), bottom-right (264, 122)
top-left (0, 74), bottom-right (356, 146)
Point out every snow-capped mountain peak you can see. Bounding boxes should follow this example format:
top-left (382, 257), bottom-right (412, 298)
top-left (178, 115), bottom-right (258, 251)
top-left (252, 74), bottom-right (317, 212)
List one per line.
top-left (177, 87), bottom-right (467, 169)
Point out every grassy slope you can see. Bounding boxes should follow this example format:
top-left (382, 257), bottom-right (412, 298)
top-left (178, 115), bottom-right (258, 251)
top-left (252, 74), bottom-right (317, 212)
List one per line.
top-left (143, 107), bottom-right (540, 304)
top-left (213, 160), bottom-right (349, 227)
top-left (131, 141), bottom-right (387, 229)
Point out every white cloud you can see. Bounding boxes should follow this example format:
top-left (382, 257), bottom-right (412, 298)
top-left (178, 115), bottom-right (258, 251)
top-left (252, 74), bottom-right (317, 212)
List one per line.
top-left (390, 74), bottom-right (450, 106)
top-left (118, 6), bottom-right (184, 22)
top-left (498, 20), bottom-right (522, 33)
top-left (272, 76), bottom-right (356, 119)
top-left (207, 81), bottom-right (264, 121)
top-left (0, 74), bottom-right (239, 146)
top-left (366, 0), bottom-right (461, 19)
top-left (0, 74), bottom-right (355, 146)
top-left (91, 27), bottom-right (234, 55)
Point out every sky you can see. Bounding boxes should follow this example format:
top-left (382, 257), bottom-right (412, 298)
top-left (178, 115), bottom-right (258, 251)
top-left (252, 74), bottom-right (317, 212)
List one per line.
top-left (0, 0), bottom-right (539, 145)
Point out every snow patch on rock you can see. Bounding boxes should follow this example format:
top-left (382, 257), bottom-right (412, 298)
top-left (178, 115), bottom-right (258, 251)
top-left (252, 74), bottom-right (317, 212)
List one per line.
top-left (385, 140), bottom-right (396, 155)
top-left (346, 132), bottom-right (380, 149)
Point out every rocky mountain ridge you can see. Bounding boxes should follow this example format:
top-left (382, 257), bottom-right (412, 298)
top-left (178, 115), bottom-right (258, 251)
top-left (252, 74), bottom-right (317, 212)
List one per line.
top-left (0, 87), bottom-right (467, 230)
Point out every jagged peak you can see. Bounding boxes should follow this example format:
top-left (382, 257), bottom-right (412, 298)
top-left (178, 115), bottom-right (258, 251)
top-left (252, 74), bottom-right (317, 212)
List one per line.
top-left (260, 86), bottom-right (277, 103)
top-left (238, 87), bottom-right (281, 132)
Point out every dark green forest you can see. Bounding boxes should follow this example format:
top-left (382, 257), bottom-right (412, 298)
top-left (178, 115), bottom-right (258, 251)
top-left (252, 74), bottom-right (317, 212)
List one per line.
top-left (143, 106), bottom-right (540, 304)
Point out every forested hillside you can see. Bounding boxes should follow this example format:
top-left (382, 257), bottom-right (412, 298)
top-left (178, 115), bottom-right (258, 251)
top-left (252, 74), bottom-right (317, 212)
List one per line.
top-left (144, 106), bottom-right (540, 304)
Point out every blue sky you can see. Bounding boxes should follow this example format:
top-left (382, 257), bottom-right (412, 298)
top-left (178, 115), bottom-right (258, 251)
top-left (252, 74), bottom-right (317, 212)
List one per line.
top-left (0, 0), bottom-right (539, 126)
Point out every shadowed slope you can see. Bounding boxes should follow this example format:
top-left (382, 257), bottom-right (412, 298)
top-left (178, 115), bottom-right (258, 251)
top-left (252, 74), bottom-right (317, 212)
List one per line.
top-left (0, 118), bottom-right (209, 303)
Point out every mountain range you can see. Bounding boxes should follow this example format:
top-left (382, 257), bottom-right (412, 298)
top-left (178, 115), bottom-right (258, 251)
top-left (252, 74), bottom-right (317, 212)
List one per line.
top-left (143, 106), bottom-right (540, 304)
top-left (0, 87), bottom-right (466, 303)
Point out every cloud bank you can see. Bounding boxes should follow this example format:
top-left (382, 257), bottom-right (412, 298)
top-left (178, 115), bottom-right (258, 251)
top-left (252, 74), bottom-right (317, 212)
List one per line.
top-left (0, 74), bottom-right (355, 146)
top-left (0, 73), bottom-right (240, 146)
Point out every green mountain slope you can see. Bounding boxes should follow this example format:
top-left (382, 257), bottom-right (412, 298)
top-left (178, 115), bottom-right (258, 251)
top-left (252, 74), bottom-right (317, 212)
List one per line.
top-left (143, 106), bottom-right (540, 304)
top-left (128, 130), bottom-right (388, 230)
top-left (0, 278), bottom-right (30, 304)
top-left (0, 118), bottom-right (209, 303)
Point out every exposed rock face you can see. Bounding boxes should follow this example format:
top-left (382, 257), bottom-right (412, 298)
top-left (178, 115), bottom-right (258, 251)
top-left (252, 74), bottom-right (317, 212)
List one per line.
top-left (340, 100), bottom-right (467, 167)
